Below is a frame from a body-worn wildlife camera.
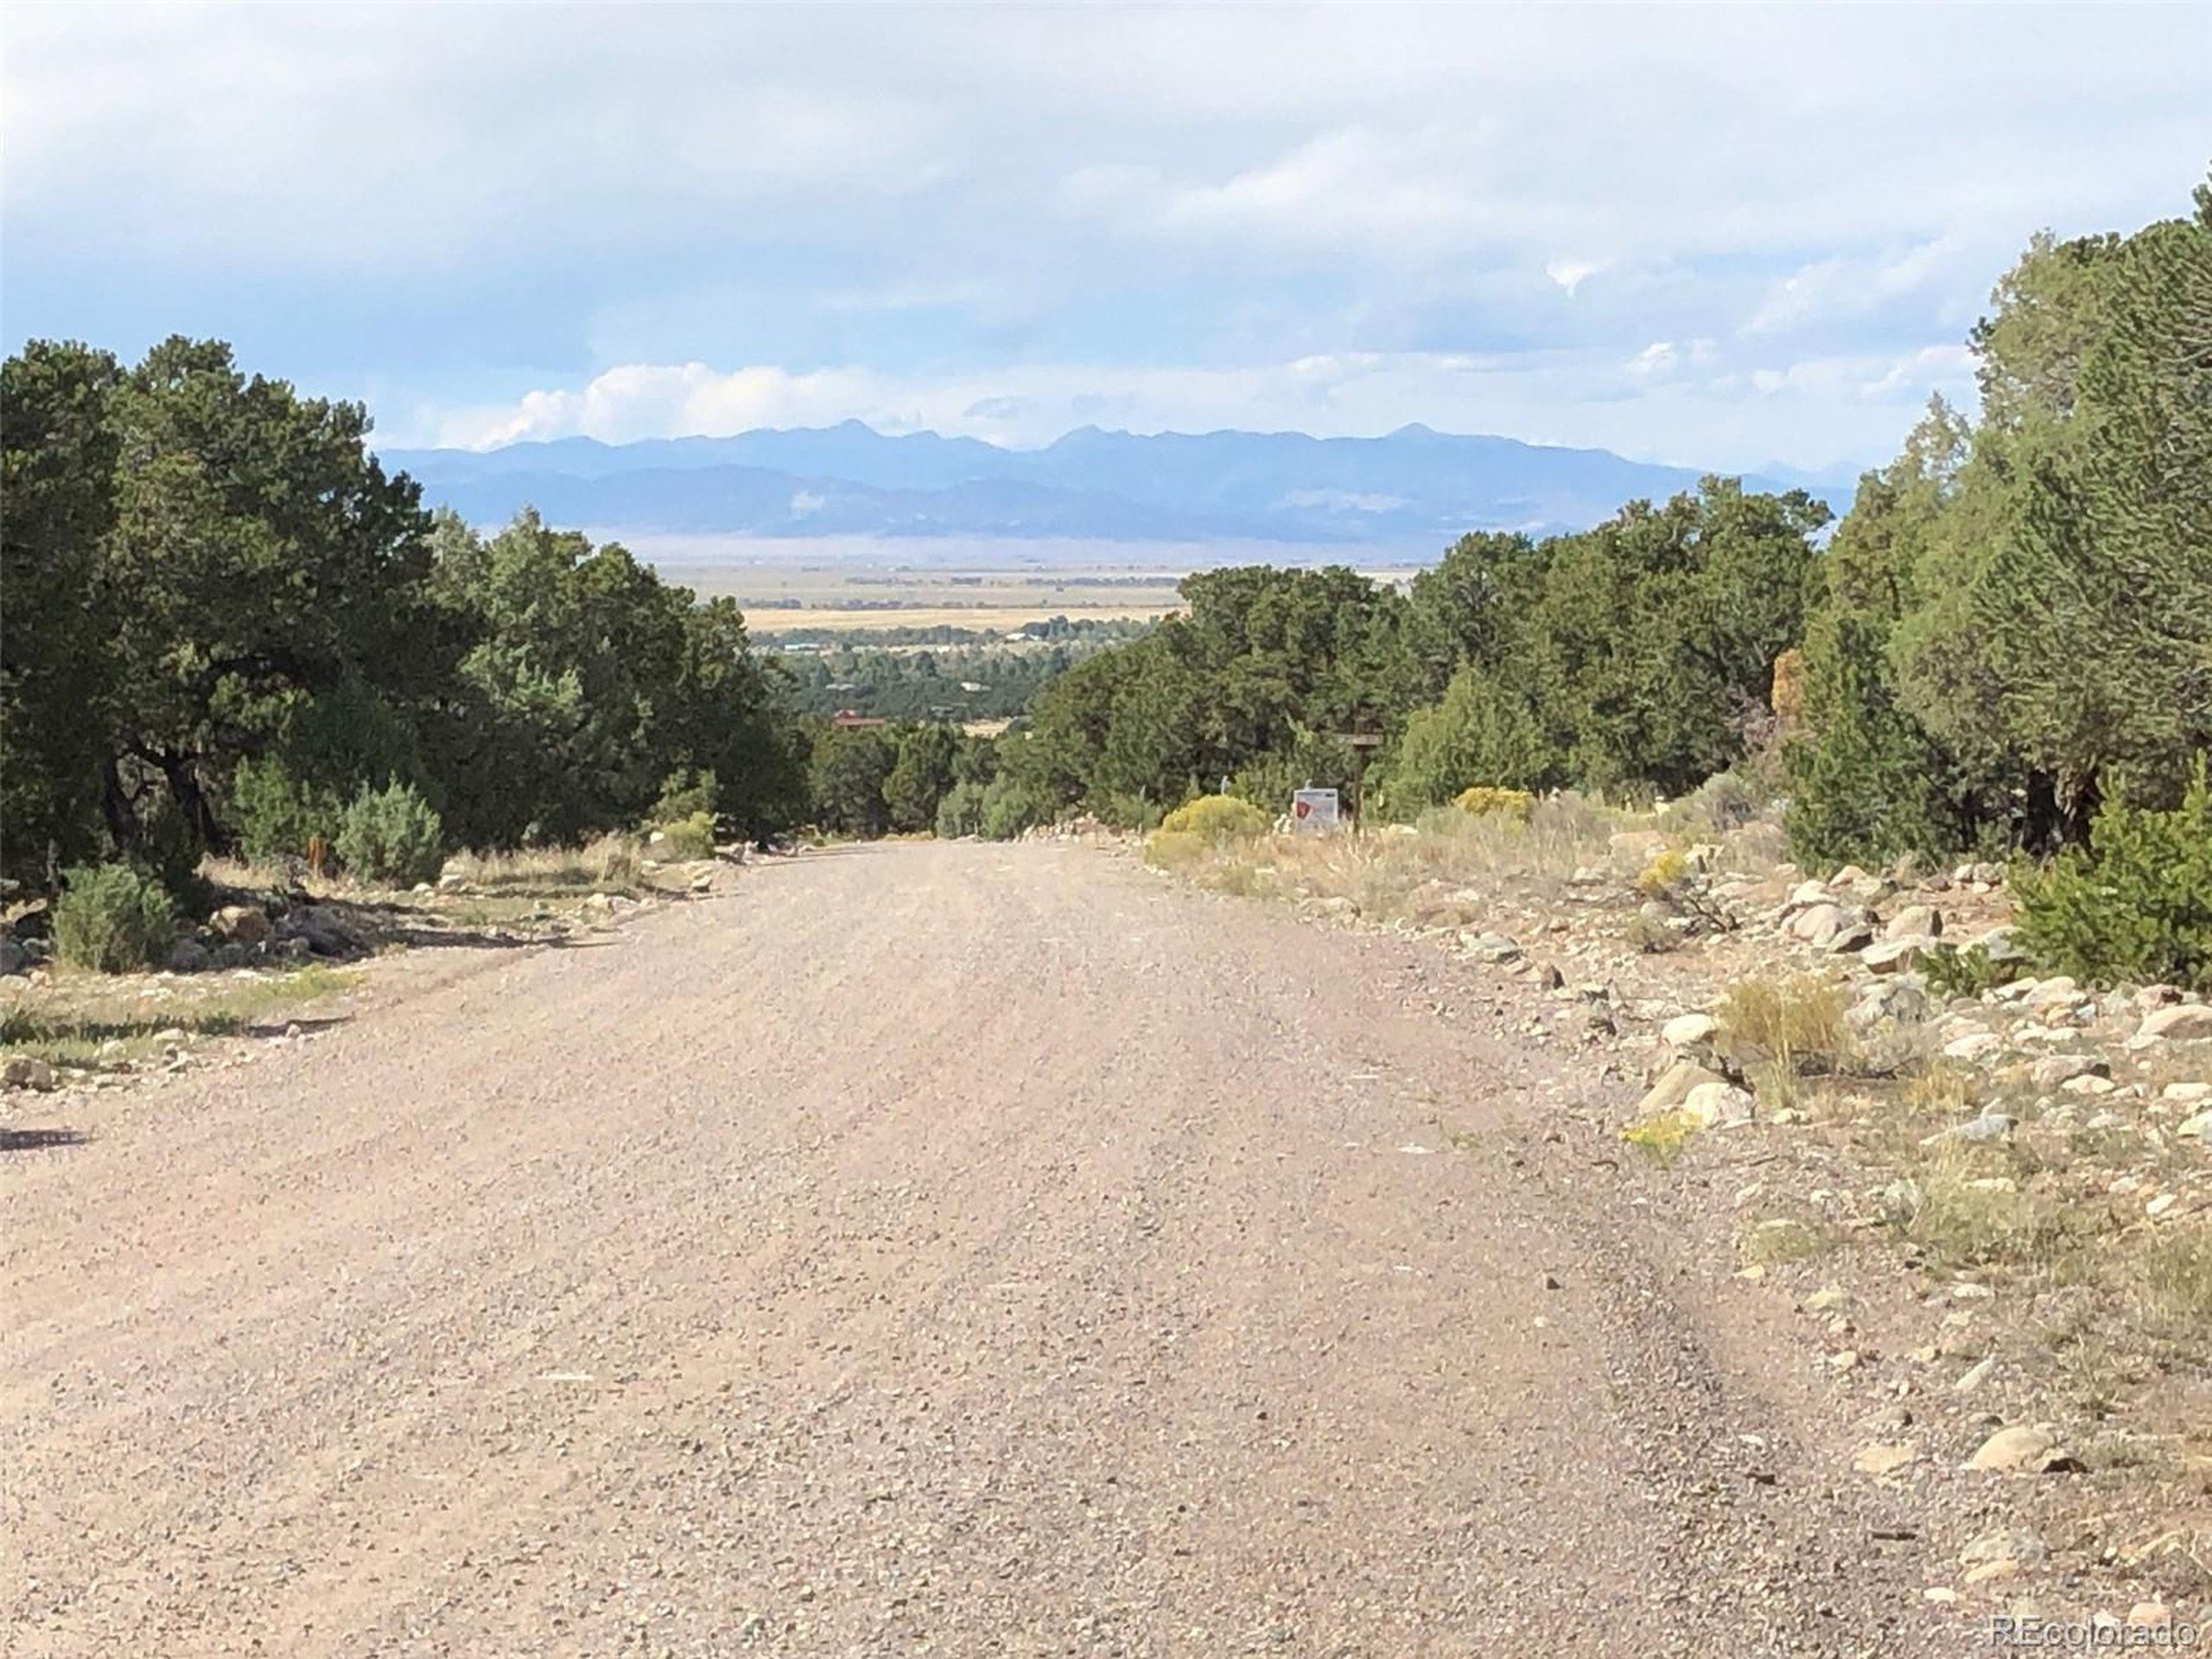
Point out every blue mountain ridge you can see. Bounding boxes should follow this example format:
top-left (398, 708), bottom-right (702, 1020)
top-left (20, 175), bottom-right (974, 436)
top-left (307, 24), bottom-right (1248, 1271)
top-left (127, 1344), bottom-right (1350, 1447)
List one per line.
top-left (378, 421), bottom-right (1853, 547)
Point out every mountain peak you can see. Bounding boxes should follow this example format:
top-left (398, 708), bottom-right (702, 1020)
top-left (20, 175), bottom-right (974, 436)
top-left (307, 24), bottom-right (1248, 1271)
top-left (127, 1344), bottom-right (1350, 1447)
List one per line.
top-left (378, 423), bottom-right (1840, 548)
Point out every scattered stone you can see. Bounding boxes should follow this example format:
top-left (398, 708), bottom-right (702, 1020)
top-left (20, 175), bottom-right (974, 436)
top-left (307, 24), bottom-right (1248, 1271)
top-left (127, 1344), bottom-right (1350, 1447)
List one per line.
top-left (2176, 1110), bottom-right (2212, 1141)
top-left (1853, 1442), bottom-right (1919, 1477)
top-left (2138, 1003), bottom-right (2212, 1044)
top-left (1787, 902), bottom-right (1849, 945)
top-left (1636, 1058), bottom-right (1729, 1116)
top-left (1681, 1080), bottom-right (1756, 1128)
top-left (1963, 1560), bottom-right (2020, 1586)
top-left (1661, 1012), bottom-right (1720, 1051)
top-left (1924, 1112), bottom-right (2015, 1147)
top-left (1954, 1357), bottom-right (1996, 1394)
top-left (1823, 921), bottom-right (1877, 955)
top-left (1943, 1031), bottom-right (2004, 1063)
top-left (2060, 1072), bottom-right (2117, 1097)
top-left (1885, 904), bottom-right (1944, 940)
top-left (2, 1055), bottom-right (59, 1091)
top-left (2164, 1081), bottom-right (2212, 1107)
top-left (1464, 931), bottom-right (1522, 964)
top-left (2128, 1603), bottom-right (2173, 1631)
top-left (1968, 1426), bottom-right (2081, 1474)
top-left (2030, 1053), bottom-right (2108, 1090)
top-left (1861, 938), bottom-right (1926, 975)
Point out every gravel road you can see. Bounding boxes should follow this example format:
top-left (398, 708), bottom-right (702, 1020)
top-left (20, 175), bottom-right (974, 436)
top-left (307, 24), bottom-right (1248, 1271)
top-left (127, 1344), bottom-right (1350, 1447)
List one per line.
top-left (3, 841), bottom-right (1948, 1656)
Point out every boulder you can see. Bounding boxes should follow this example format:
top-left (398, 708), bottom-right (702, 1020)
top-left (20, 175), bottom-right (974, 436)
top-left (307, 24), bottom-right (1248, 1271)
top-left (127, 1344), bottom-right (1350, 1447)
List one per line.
top-left (0, 936), bottom-right (29, 976)
top-left (1885, 904), bottom-right (1943, 941)
top-left (1637, 1058), bottom-right (1728, 1116)
top-left (281, 905), bottom-right (355, 957)
top-left (1661, 1013), bottom-right (1720, 1051)
top-left (167, 938), bottom-right (212, 974)
top-left (2, 1055), bottom-right (59, 1091)
top-left (1861, 939), bottom-right (1927, 976)
top-left (1853, 1443), bottom-right (1919, 1477)
top-left (2029, 1053), bottom-right (2108, 1090)
top-left (1967, 1426), bottom-right (2055, 1472)
top-left (210, 905), bottom-right (274, 945)
top-left (1822, 921), bottom-right (1877, 954)
top-left (1787, 902), bottom-right (1848, 945)
top-left (1681, 1080), bottom-right (1756, 1128)
top-left (1967, 1425), bottom-right (2082, 1474)
top-left (1783, 879), bottom-right (1831, 914)
top-left (2138, 1003), bottom-right (2212, 1044)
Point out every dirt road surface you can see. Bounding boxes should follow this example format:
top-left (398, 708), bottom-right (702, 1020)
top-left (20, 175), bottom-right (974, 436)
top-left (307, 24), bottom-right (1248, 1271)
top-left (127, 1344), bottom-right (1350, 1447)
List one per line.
top-left (3, 842), bottom-right (1946, 1656)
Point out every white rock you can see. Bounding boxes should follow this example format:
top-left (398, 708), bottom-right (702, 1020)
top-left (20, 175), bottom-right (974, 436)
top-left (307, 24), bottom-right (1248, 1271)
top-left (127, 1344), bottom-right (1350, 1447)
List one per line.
top-left (1944, 1031), bottom-right (2004, 1063)
top-left (2029, 1053), bottom-right (2108, 1090)
top-left (1636, 1058), bottom-right (1728, 1116)
top-left (1681, 1080), bottom-right (1757, 1128)
top-left (1661, 1013), bottom-right (1720, 1050)
top-left (2138, 1003), bottom-right (2212, 1043)
top-left (1885, 904), bottom-right (1943, 940)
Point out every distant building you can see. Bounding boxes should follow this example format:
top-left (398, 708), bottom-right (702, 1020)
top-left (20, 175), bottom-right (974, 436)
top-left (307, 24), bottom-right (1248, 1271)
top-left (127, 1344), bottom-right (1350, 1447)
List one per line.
top-left (830, 709), bottom-right (889, 729)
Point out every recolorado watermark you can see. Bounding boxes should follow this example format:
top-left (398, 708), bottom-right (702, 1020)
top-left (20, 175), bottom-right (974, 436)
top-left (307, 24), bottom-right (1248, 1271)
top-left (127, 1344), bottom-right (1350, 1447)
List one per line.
top-left (1989, 1616), bottom-right (2199, 1649)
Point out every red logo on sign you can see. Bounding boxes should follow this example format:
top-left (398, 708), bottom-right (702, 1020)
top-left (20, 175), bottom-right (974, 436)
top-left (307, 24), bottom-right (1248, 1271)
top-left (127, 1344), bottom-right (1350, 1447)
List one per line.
top-left (1294, 800), bottom-right (1312, 819)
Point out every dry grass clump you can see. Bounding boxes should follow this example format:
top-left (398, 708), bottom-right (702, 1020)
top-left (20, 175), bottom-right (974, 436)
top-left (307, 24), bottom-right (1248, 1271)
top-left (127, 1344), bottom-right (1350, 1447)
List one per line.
top-left (1714, 973), bottom-right (1854, 1109)
top-left (442, 834), bottom-right (644, 895)
top-left (1739, 1214), bottom-right (1839, 1267)
top-left (1452, 785), bottom-right (1534, 820)
top-left (1885, 1151), bottom-right (2060, 1270)
top-left (2133, 1225), bottom-right (2212, 1338)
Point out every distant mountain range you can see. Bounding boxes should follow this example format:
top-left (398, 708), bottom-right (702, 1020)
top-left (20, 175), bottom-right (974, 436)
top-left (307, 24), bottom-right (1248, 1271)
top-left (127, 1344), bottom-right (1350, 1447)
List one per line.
top-left (379, 423), bottom-right (1853, 550)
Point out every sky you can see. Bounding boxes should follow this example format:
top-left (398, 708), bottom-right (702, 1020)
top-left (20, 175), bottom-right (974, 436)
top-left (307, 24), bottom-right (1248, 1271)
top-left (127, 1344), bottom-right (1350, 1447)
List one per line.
top-left (4, 4), bottom-right (2208, 474)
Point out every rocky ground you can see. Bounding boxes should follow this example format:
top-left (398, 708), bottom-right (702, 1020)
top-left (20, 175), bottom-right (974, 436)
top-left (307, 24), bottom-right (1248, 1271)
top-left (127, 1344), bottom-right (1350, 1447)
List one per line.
top-left (0, 846), bottom-right (744, 1098)
top-left (1150, 812), bottom-right (2212, 1641)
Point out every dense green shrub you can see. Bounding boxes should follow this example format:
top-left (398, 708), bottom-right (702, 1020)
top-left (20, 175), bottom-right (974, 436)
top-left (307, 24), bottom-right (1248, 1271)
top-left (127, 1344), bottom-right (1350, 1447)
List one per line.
top-left (652, 767), bottom-right (717, 824)
top-left (334, 782), bottom-right (445, 887)
top-left (1921, 942), bottom-right (2019, 999)
top-left (934, 780), bottom-right (987, 838)
top-left (54, 864), bottom-right (175, 972)
top-left (2014, 760), bottom-right (2212, 989)
top-left (1158, 794), bottom-right (1268, 842)
top-left (979, 775), bottom-right (1048, 840)
top-left (652, 810), bottom-right (716, 860)
top-left (230, 755), bottom-right (343, 864)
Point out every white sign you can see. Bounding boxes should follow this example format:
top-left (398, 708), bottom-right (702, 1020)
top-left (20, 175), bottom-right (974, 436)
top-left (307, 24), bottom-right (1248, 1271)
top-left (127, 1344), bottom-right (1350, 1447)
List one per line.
top-left (1289, 788), bottom-right (1341, 834)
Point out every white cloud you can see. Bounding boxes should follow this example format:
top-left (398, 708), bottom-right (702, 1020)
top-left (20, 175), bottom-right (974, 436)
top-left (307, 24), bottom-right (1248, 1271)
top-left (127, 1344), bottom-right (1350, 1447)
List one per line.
top-left (8, 6), bottom-right (2206, 474)
top-left (1548, 261), bottom-right (1605, 296)
top-left (1744, 238), bottom-right (1966, 336)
